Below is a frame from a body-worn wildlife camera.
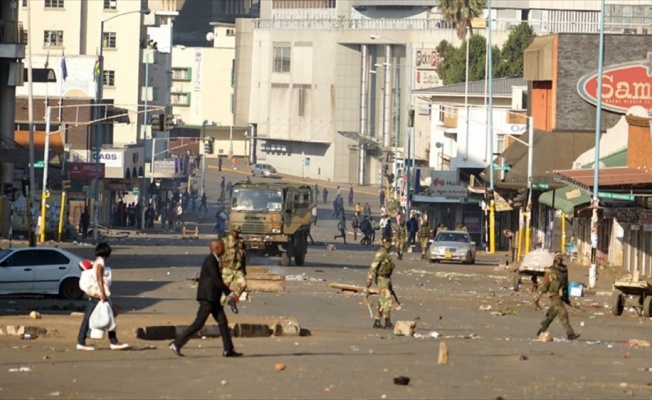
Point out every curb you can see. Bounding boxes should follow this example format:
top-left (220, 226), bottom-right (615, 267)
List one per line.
top-left (135, 320), bottom-right (306, 341)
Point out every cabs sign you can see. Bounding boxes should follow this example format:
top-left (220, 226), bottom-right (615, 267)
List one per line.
top-left (577, 52), bottom-right (652, 114)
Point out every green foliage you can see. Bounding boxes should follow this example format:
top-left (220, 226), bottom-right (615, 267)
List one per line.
top-left (436, 23), bottom-right (536, 85)
top-left (438, 0), bottom-right (488, 39)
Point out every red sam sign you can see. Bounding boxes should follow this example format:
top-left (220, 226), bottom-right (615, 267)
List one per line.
top-left (69, 162), bottom-right (105, 179)
top-left (577, 52), bottom-right (652, 114)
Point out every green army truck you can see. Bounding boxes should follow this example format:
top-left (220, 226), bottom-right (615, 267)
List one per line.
top-left (228, 182), bottom-right (312, 266)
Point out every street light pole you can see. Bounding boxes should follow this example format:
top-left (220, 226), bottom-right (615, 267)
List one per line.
top-left (202, 120), bottom-right (208, 197)
top-left (93, 8), bottom-right (150, 243)
top-left (140, 49), bottom-right (152, 230)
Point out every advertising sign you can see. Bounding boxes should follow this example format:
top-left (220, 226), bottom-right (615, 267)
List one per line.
top-left (414, 49), bottom-right (444, 89)
top-left (577, 52), bottom-right (652, 114)
top-left (430, 171), bottom-right (468, 198)
top-left (91, 150), bottom-right (123, 168)
top-left (69, 162), bottom-right (105, 179)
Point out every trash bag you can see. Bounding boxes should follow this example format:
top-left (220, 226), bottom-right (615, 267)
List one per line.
top-left (521, 249), bottom-right (555, 270)
top-left (89, 301), bottom-right (116, 331)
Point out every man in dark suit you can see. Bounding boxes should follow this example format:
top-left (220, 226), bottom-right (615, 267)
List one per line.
top-left (169, 239), bottom-right (242, 357)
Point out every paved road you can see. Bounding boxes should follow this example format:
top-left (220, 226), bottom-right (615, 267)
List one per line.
top-left (1, 162), bottom-right (651, 399)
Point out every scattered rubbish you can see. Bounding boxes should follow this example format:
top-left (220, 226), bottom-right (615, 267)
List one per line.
top-left (350, 346), bottom-right (360, 352)
top-left (490, 311), bottom-right (505, 317)
top-left (315, 269), bottom-right (324, 273)
top-left (20, 334), bottom-right (37, 340)
top-left (637, 367), bottom-right (652, 372)
top-left (220, 380), bottom-right (228, 386)
top-left (368, 349), bottom-right (374, 354)
top-left (8, 366), bottom-right (32, 372)
top-left (484, 375), bottom-right (493, 381)
top-left (274, 363), bottom-right (286, 372)
top-left (538, 332), bottom-right (553, 342)
top-left (324, 387), bottom-right (332, 393)
top-left (49, 391), bottom-right (60, 397)
top-left (624, 352), bottom-right (630, 359)
top-left (393, 376), bottom-right (410, 386)
top-left (479, 305), bottom-right (492, 311)
top-left (627, 339), bottom-right (651, 347)
top-left (43, 355), bottom-right (50, 360)
top-left (580, 321), bottom-right (585, 327)
top-left (393, 321), bottom-right (416, 337)
top-left (326, 244), bottom-right (335, 251)
top-left (29, 311), bottom-right (41, 320)
top-left (438, 341), bottom-right (449, 365)
top-left (519, 355), bottom-right (528, 361)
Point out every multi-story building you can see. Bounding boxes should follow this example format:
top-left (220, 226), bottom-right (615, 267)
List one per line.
top-left (234, 1), bottom-right (512, 186)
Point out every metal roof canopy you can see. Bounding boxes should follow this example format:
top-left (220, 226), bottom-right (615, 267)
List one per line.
top-left (337, 131), bottom-right (383, 151)
top-left (24, 68), bottom-right (57, 83)
top-left (554, 167), bottom-right (652, 192)
top-left (539, 186), bottom-right (591, 214)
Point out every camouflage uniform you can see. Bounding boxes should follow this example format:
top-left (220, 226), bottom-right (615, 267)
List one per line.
top-left (535, 257), bottom-right (579, 340)
top-left (393, 221), bottom-right (408, 260)
top-left (366, 239), bottom-right (396, 329)
top-left (418, 220), bottom-right (431, 260)
top-left (221, 232), bottom-right (248, 298)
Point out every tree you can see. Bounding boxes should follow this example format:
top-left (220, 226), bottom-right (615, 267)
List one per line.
top-left (438, 0), bottom-right (488, 40)
top-left (498, 22), bottom-right (535, 77)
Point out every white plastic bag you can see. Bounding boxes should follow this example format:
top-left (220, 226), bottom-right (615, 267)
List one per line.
top-left (89, 301), bottom-right (116, 332)
top-left (79, 266), bottom-right (112, 298)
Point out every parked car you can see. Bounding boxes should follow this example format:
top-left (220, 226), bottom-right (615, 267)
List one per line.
top-left (0, 247), bottom-right (86, 299)
top-left (251, 163), bottom-right (278, 178)
top-left (429, 231), bottom-right (476, 264)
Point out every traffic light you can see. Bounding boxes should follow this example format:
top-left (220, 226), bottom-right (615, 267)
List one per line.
top-left (386, 173), bottom-right (395, 185)
top-left (383, 164), bottom-right (389, 176)
top-left (163, 114), bottom-right (175, 131)
top-left (386, 152), bottom-right (395, 164)
top-left (512, 188), bottom-right (527, 208)
top-left (150, 114), bottom-right (164, 131)
top-left (204, 138), bottom-right (213, 154)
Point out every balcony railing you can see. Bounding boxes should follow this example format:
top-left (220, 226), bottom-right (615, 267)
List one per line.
top-left (254, 18), bottom-right (455, 31)
top-left (0, 20), bottom-right (27, 45)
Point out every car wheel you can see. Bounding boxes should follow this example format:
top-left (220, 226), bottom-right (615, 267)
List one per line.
top-left (59, 278), bottom-right (83, 300)
top-left (251, 170), bottom-right (256, 176)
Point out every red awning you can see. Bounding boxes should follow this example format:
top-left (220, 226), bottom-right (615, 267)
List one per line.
top-left (554, 167), bottom-right (652, 189)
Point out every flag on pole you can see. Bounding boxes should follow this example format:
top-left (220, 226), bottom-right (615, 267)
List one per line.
top-left (60, 51), bottom-right (68, 81)
top-left (93, 59), bottom-right (100, 81)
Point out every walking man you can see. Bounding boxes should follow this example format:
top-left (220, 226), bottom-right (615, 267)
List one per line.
top-left (365, 237), bottom-right (396, 329)
top-left (199, 192), bottom-right (208, 212)
top-left (348, 185), bottom-right (354, 206)
top-left (80, 207), bottom-right (90, 240)
top-left (322, 187), bottom-right (328, 205)
top-left (394, 219), bottom-right (408, 260)
top-left (169, 239), bottom-right (241, 357)
top-left (418, 218), bottom-right (432, 260)
top-left (221, 225), bottom-right (247, 312)
top-left (218, 155), bottom-right (223, 171)
top-left (334, 215), bottom-right (347, 244)
top-left (379, 187), bottom-right (386, 208)
top-left (534, 254), bottom-right (580, 340)
top-left (311, 203), bottom-right (318, 226)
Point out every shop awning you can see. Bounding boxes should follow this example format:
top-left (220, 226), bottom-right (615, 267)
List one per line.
top-left (539, 186), bottom-right (591, 214)
top-left (554, 167), bottom-right (652, 190)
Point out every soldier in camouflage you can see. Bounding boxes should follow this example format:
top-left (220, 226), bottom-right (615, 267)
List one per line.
top-left (418, 218), bottom-right (432, 260)
top-left (365, 238), bottom-right (396, 329)
top-left (221, 225), bottom-right (248, 313)
top-left (534, 254), bottom-right (580, 340)
top-left (393, 219), bottom-right (408, 260)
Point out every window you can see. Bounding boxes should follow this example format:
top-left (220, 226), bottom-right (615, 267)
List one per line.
top-left (226, 29), bottom-right (235, 36)
top-left (273, 46), bottom-right (291, 73)
top-left (3, 250), bottom-right (35, 267)
top-left (171, 67), bottom-right (191, 81)
top-left (43, 30), bottom-right (64, 47)
top-left (44, 0), bottom-right (64, 8)
top-left (102, 32), bottom-right (117, 49)
top-left (104, 0), bottom-right (117, 10)
top-left (34, 250), bottom-right (69, 265)
top-left (171, 92), bottom-right (190, 106)
top-left (103, 70), bottom-right (115, 86)
top-left (496, 134), bottom-right (505, 153)
top-left (22, 0), bottom-right (27, 7)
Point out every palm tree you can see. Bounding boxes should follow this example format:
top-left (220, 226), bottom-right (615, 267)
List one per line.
top-left (438, 0), bottom-right (487, 40)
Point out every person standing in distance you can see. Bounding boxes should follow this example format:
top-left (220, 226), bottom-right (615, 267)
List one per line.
top-left (534, 254), bottom-right (580, 340)
top-left (76, 243), bottom-right (129, 351)
top-left (418, 218), bottom-right (432, 260)
top-left (365, 237), bottom-right (396, 329)
top-left (169, 239), bottom-right (241, 357)
top-left (221, 225), bottom-right (247, 313)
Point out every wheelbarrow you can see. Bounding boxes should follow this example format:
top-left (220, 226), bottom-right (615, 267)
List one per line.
top-left (612, 279), bottom-right (652, 317)
top-left (512, 265), bottom-right (547, 292)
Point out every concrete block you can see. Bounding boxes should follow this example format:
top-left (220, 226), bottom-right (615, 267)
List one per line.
top-left (247, 273), bottom-right (285, 293)
top-left (199, 325), bottom-right (223, 338)
top-left (0, 327), bottom-right (4, 335)
top-left (393, 321), bottom-right (416, 337)
top-left (6, 325), bottom-right (25, 336)
top-left (438, 341), bottom-right (449, 365)
top-left (538, 331), bottom-right (553, 342)
top-left (136, 325), bottom-right (177, 340)
top-left (232, 323), bottom-right (272, 338)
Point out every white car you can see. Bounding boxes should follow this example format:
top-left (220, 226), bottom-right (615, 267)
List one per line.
top-left (251, 163), bottom-right (278, 178)
top-left (429, 231), bottom-right (476, 264)
top-left (0, 247), bottom-right (86, 299)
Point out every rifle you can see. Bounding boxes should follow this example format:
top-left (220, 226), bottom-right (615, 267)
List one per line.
top-left (389, 284), bottom-right (401, 306)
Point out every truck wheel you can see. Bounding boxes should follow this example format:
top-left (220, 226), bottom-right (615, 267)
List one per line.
top-left (280, 252), bottom-right (291, 266)
top-left (612, 291), bottom-right (624, 316)
top-left (644, 296), bottom-right (652, 317)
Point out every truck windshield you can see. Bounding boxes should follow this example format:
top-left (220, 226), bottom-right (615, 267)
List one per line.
top-left (231, 189), bottom-right (284, 212)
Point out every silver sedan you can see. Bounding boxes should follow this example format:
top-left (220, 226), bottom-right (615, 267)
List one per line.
top-left (429, 231), bottom-right (476, 264)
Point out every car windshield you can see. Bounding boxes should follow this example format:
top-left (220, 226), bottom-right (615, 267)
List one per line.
top-left (231, 189), bottom-right (283, 212)
top-left (435, 232), bottom-right (469, 243)
top-left (0, 248), bottom-right (13, 261)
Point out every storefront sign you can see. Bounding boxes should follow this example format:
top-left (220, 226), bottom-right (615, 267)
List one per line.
top-left (429, 171), bottom-right (468, 198)
top-left (577, 52), bottom-right (652, 114)
top-left (91, 150), bottom-right (123, 168)
top-left (69, 162), bottom-right (104, 179)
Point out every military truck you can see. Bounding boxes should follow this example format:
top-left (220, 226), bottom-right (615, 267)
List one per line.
top-left (228, 182), bottom-right (312, 266)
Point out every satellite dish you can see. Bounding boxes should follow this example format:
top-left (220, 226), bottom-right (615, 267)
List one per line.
top-left (205, 32), bottom-right (215, 42)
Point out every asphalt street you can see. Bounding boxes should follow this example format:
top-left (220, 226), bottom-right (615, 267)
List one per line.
top-left (0, 159), bottom-right (651, 399)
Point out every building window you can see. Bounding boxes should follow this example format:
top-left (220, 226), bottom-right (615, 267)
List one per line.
top-left (226, 29), bottom-right (235, 36)
top-left (171, 92), bottom-right (191, 106)
top-left (496, 134), bottom-right (505, 154)
top-left (103, 70), bottom-right (115, 86)
top-left (171, 67), bottom-right (191, 81)
top-left (22, 0), bottom-right (27, 7)
top-left (104, 0), bottom-right (117, 10)
top-left (44, 0), bottom-right (65, 8)
top-left (43, 30), bottom-right (64, 47)
top-left (273, 46), bottom-right (291, 73)
top-left (102, 32), bottom-right (117, 49)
